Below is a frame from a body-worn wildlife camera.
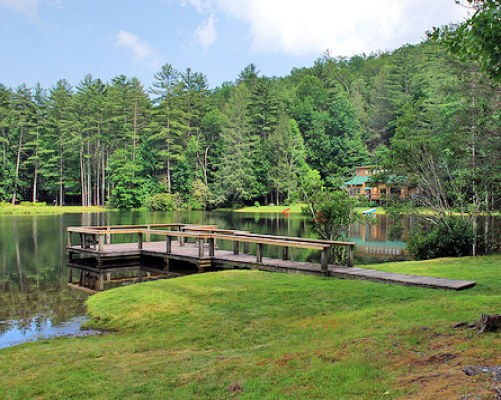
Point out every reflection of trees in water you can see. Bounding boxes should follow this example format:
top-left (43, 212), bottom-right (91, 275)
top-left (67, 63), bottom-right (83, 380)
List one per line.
top-left (0, 217), bottom-right (88, 334)
top-left (0, 285), bottom-right (87, 335)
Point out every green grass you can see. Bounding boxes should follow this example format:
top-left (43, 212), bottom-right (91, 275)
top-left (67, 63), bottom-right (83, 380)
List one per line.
top-left (0, 203), bottom-right (111, 215)
top-left (235, 205), bottom-right (387, 215)
top-left (1, 256), bottom-right (500, 399)
top-left (235, 204), bottom-right (306, 213)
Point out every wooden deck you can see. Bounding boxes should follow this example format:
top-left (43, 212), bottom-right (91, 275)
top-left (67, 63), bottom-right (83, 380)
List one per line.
top-left (66, 225), bottom-right (476, 292)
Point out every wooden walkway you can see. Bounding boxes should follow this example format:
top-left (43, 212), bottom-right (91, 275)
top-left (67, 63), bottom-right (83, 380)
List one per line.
top-left (66, 224), bottom-right (476, 292)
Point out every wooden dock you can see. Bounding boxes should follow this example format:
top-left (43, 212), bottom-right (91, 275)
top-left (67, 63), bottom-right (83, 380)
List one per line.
top-left (66, 224), bottom-right (475, 292)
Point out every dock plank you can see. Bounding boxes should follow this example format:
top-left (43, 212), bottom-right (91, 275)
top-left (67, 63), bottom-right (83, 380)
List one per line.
top-left (67, 240), bottom-right (476, 291)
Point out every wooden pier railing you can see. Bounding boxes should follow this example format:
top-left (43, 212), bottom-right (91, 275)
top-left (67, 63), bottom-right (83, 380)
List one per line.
top-left (67, 224), bottom-right (356, 273)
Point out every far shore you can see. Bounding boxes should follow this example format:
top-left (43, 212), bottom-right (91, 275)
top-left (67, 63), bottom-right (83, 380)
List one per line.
top-left (235, 204), bottom-right (386, 214)
top-left (0, 204), bottom-right (111, 215)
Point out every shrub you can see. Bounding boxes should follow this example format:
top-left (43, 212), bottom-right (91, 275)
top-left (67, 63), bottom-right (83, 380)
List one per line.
top-left (406, 218), bottom-right (474, 260)
top-left (143, 193), bottom-right (182, 211)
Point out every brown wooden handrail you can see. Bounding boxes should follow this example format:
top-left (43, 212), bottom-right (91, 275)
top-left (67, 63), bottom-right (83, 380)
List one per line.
top-left (67, 224), bottom-right (356, 268)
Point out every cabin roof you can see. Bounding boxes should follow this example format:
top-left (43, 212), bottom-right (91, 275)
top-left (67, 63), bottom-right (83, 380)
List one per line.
top-left (344, 176), bottom-right (369, 186)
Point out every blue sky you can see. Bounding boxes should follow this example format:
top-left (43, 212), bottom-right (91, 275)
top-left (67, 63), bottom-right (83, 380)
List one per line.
top-left (0, 0), bottom-right (468, 91)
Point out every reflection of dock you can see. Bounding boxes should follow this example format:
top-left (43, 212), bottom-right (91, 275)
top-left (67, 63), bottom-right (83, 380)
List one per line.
top-left (351, 218), bottom-right (409, 258)
top-left (66, 224), bottom-right (475, 292)
top-left (351, 239), bottom-right (407, 257)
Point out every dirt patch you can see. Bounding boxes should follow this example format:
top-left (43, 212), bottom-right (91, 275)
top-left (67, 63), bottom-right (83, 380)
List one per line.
top-left (390, 331), bottom-right (501, 399)
top-left (227, 382), bottom-right (244, 394)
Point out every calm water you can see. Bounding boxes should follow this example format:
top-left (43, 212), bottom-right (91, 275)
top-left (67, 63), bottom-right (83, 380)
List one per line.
top-left (0, 211), bottom-right (409, 349)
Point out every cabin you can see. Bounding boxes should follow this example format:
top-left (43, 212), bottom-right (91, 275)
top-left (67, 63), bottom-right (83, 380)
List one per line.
top-left (344, 166), bottom-right (415, 202)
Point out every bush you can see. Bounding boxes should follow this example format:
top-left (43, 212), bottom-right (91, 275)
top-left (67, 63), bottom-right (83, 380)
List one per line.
top-left (143, 193), bottom-right (182, 211)
top-left (407, 218), bottom-right (474, 260)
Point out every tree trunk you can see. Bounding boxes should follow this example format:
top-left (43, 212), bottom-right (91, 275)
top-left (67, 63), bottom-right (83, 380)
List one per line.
top-left (132, 100), bottom-right (137, 161)
top-left (476, 314), bottom-right (501, 333)
top-left (11, 129), bottom-right (23, 205)
top-left (101, 147), bottom-right (106, 206)
top-left (32, 125), bottom-right (39, 203)
top-left (80, 146), bottom-right (86, 206)
top-left (59, 146), bottom-right (64, 206)
top-left (86, 139), bottom-right (91, 206)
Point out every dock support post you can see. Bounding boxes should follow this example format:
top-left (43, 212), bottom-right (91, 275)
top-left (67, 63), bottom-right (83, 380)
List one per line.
top-left (282, 247), bottom-right (289, 261)
top-left (179, 227), bottom-right (185, 247)
top-left (99, 234), bottom-right (105, 252)
top-left (166, 236), bottom-right (172, 254)
top-left (106, 226), bottom-right (111, 244)
top-left (98, 272), bottom-right (105, 291)
top-left (233, 241), bottom-right (240, 255)
top-left (347, 246), bottom-right (354, 267)
top-left (164, 257), bottom-right (170, 272)
top-left (321, 249), bottom-right (328, 274)
top-left (67, 232), bottom-right (72, 247)
top-left (138, 232), bottom-right (143, 250)
top-left (146, 225), bottom-right (151, 242)
top-left (256, 243), bottom-right (263, 263)
top-left (209, 238), bottom-right (215, 257)
top-left (68, 267), bottom-right (73, 283)
top-left (198, 239), bottom-right (205, 258)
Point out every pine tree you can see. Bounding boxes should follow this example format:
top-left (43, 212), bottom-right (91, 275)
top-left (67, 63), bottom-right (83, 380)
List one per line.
top-left (212, 84), bottom-right (258, 206)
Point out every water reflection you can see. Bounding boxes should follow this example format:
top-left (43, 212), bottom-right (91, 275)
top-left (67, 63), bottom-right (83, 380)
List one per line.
top-left (0, 211), bottom-right (409, 349)
top-left (0, 316), bottom-right (100, 349)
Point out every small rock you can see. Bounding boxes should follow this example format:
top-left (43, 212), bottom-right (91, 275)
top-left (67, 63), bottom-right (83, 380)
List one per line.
top-left (463, 366), bottom-right (501, 381)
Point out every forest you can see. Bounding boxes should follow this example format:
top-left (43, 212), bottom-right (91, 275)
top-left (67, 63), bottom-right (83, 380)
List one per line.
top-left (0, 20), bottom-right (500, 213)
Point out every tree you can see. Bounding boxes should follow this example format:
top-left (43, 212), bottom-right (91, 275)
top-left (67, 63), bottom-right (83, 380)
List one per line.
top-left (212, 84), bottom-right (258, 206)
top-left (147, 64), bottom-right (188, 194)
top-left (267, 113), bottom-right (307, 204)
top-left (46, 79), bottom-right (75, 205)
top-left (430, 0), bottom-right (501, 81)
top-left (25, 83), bottom-right (47, 202)
top-left (300, 169), bottom-right (358, 264)
top-left (108, 148), bottom-right (145, 209)
top-left (0, 85), bottom-right (14, 201)
top-left (10, 84), bottom-right (36, 204)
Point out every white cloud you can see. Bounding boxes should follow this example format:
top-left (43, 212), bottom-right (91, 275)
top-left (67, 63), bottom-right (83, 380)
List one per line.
top-left (116, 30), bottom-right (156, 59)
top-left (0, 0), bottom-right (40, 17)
top-left (180, 0), bottom-right (469, 56)
top-left (195, 14), bottom-right (217, 51)
top-left (115, 30), bottom-right (162, 67)
top-left (179, 0), bottom-right (212, 13)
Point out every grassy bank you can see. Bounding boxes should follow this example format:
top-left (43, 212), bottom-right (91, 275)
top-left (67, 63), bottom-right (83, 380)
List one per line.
top-left (235, 204), bottom-right (386, 215)
top-left (1, 256), bottom-right (500, 399)
top-left (0, 203), bottom-right (111, 215)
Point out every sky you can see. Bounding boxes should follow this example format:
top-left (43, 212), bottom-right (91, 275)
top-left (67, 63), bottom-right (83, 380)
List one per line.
top-left (0, 0), bottom-right (468, 91)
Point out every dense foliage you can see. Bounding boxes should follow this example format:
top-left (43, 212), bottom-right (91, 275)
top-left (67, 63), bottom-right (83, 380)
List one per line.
top-left (407, 218), bottom-right (475, 260)
top-left (0, 37), bottom-right (499, 213)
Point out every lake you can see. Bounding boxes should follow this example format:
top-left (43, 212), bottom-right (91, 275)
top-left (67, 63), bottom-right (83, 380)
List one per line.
top-left (0, 210), bottom-right (409, 348)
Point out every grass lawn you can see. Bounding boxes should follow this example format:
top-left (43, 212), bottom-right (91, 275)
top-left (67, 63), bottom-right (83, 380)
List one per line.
top-left (0, 256), bottom-right (500, 399)
top-left (0, 204), bottom-right (111, 215)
